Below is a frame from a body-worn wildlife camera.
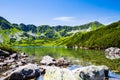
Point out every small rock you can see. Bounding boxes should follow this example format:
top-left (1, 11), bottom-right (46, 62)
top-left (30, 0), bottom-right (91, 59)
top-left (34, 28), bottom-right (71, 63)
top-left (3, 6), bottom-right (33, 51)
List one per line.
top-left (0, 62), bottom-right (7, 66)
top-left (40, 56), bottom-right (56, 65)
top-left (10, 53), bottom-right (18, 59)
top-left (0, 49), bottom-right (10, 57)
top-left (4, 59), bottom-right (15, 63)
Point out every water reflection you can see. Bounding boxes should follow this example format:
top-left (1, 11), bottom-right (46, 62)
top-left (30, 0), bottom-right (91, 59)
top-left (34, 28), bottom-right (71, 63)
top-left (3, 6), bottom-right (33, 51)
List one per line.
top-left (105, 52), bottom-right (120, 59)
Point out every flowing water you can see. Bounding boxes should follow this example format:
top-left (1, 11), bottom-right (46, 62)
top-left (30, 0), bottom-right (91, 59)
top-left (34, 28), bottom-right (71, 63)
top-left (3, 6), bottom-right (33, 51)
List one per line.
top-left (13, 46), bottom-right (120, 80)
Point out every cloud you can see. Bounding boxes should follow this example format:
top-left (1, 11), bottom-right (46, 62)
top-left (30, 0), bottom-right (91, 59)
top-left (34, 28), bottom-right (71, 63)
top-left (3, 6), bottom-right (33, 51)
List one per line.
top-left (53, 17), bottom-right (75, 22)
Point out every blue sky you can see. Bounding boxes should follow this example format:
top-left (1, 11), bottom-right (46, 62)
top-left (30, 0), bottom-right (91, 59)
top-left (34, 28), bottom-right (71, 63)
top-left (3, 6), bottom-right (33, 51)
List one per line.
top-left (0, 0), bottom-right (120, 26)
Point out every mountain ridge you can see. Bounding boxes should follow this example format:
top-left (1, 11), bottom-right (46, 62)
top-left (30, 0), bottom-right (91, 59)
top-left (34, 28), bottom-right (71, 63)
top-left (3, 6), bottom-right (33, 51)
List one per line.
top-left (0, 16), bottom-right (103, 44)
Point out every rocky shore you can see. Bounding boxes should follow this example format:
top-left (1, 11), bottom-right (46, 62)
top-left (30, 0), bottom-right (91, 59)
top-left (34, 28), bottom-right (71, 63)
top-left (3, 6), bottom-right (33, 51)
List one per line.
top-left (0, 49), bottom-right (110, 80)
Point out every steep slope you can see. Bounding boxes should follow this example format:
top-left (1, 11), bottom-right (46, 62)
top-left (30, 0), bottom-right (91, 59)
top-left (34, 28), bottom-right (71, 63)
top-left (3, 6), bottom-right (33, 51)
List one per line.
top-left (0, 17), bottom-right (23, 44)
top-left (57, 21), bottom-right (120, 49)
top-left (0, 16), bottom-right (13, 29)
top-left (73, 21), bottom-right (103, 30)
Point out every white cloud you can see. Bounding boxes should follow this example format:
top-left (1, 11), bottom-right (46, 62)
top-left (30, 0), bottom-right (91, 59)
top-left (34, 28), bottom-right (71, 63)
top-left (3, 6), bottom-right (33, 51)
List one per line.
top-left (53, 17), bottom-right (75, 22)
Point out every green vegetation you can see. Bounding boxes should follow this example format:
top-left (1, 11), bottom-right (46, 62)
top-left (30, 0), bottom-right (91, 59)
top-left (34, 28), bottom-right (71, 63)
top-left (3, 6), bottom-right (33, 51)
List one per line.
top-left (57, 21), bottom-right (120, 49)
top-left (0, 16), bottom-right (103, 44)
top-left (0, 43), bottom-right (18, 53)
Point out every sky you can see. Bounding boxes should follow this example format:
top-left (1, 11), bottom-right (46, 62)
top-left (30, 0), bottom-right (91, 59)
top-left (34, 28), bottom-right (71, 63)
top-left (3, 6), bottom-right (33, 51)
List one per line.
top-left (0, 0), bottom-right (120, 26)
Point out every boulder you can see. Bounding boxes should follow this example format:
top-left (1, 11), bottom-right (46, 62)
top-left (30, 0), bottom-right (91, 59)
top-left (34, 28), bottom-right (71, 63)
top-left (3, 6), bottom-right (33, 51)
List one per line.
top-left (41, 66), bottom-right (77, 80)
top-left (7, 72), bottom-right (24, 80)
top-left (40, 56), bottom-right (69, 67)
top-left (56, 57), bottom-right (69, 67)
top-left (3, 63), bottom-right (41, 80)
top-left (72, 65), bottom-right (109, 80)
top-left (40, 56), bottom-right (56, 65)
top-left (105, 47), bottom-right (120, 59)
top-left (105, 47), bottom-right (120, 54)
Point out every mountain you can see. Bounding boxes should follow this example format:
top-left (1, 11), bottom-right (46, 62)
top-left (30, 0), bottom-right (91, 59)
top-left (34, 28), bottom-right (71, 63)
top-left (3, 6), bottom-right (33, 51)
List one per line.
top-left (73, 21), bottom-right (103, 30)
top-left (0, 16), bottom-right (13, 29)
top-left (57, 21), bottom-right (120, 49)
top-left (0, 16), bottom-right (103, 44)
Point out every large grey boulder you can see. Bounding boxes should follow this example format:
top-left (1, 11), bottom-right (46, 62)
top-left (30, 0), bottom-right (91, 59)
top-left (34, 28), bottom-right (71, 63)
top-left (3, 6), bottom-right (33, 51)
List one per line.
top-left (105, 47), bottom-right (120, 59)
top-left (3, 63), bottom-right (41, 80)
top-left (72, 65), bottom-right (109, 80)
top-left (41, 66), bottom-right (77, 80)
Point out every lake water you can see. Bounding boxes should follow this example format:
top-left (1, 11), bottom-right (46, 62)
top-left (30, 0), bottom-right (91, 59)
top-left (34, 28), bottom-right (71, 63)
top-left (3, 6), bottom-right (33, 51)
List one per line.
top-left (14, 46), bottom-right (120, 79)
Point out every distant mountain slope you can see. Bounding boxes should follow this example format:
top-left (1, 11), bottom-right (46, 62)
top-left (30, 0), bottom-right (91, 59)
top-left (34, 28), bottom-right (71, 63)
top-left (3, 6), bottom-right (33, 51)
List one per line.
top-left (57, 21), bottom-right (120, 49)
top-left (73, 21), bottom-right (103, 30)
top-left (0, 16), bottom-right (103, 44)
top-left (0, 16), bottom-right (13, 29)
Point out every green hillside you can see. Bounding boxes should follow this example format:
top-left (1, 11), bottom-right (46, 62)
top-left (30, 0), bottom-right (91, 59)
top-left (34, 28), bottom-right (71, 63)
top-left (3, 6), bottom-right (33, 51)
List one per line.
top-left (0, 16), bottom-right (103, 45)
top-left (0, 16), bottom-right (13, 29)
top-left (57, 21), bottom-right (120, 49)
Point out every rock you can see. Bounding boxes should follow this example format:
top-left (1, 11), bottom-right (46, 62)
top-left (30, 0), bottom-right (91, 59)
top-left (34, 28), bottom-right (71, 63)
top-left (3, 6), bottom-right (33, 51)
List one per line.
top-left (4, 59), bottom-right (15, 64)
top-left (0, 62), bottom-right (7, 66)
top-left (72, 65), bottom-right (109, 80)
top-left (105, 47), bottom-right (120, 59)
top-left (10, 53), bottom-right (18, 59)
top-left (0, 49), bottom-right (10, 57)
top-left (10, 64), bottom-right (19, 69)
top-left (2, 69), bottom-right (15, 76)
top-left (16, 61), bottom-right (23, 66)
top-left (20, 52), bottom-right (28, 57)
top-left (3, 63), bottom-right (41, 80)
top-left (56, 57), bottom-right (69, 67)
top-left (40, 56), bottom-right (56, 65)
top-left (42, 66), bottom-right (77, 80)
top-left (40, 56), bottom-right (69, 67)
top-left (7, 72), bottom-right (24, 80)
